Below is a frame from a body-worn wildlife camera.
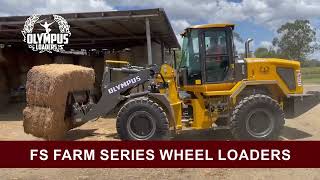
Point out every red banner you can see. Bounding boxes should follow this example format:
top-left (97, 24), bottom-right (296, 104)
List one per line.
top-left (0, 141), bottom-right (319, 168)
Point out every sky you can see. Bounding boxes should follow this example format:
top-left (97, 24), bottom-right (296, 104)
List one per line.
top-left (0, 0), bottom-right (319, 58)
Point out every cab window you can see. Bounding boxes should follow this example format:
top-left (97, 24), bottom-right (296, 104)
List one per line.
top-left (180, 30), bottom-right (201, 84)
top-left (203, 30), bottom-right (229, 82)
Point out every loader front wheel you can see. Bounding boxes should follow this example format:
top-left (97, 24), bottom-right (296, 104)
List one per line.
top-left (230, 94), bottom-right (284, 140)
top-left (116, 97), bottom-right (169, 140)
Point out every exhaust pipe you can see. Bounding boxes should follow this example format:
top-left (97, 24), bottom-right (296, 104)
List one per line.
top-left (245, 38), bottom-right (253, 58)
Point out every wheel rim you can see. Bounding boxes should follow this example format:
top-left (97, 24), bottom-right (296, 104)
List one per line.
top-left (245, 108), bottom-right (274, 138)
top-left (127, 111), bottom-right (156, 140)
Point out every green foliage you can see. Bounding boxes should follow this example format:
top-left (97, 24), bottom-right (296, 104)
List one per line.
top-left (272, 20), bottom-right (318, 61)
top-left (254, 47), bottom-right (285, 58)
top-left (174, 50), bottom-right (182, 67)
top-left (301, 59), bottom-right (320, 67)
top-left (301, 67), bottom-right (320, 84)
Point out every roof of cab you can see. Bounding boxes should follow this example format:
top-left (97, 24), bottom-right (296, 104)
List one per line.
top-left (187, 23), bottom-right (235, 29)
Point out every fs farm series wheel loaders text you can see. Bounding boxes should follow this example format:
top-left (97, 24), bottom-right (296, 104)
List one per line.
top-left (37, 24), bottom-right (320, 140)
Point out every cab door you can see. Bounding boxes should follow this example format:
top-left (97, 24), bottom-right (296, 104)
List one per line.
top-left (199, 28), bottom-right (234, 83)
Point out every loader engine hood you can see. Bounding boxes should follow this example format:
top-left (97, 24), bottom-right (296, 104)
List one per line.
top-left (244, 58), bottom-right (303, 94)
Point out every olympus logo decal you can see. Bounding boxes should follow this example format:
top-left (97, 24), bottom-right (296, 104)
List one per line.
top-left (21, 14), bottom-right (71, 53)
top-left (108, 76), bottom-right (142, 94)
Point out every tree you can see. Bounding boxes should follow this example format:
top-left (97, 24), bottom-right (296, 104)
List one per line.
top-left (254, 47), bottom-right (269, 57)
top-left (254, 47), bottom-right (282, 58)
top-left (233, 32), bottom-right (243, 43)
top-left (272, 20), bottom-right (318, 61)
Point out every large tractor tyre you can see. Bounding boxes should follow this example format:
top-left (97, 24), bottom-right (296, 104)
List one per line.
top-left (230, 94), bottom-right (284, 140)
top-left (116, 97), bottom-right (169, 140)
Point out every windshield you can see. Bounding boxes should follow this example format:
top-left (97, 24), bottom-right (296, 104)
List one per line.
top-left (179, 29), bottom-right (201, 84)
top-left (180, 30), bottom-right (199, 68)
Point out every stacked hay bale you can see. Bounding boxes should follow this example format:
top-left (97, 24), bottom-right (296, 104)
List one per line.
top-left (131, 46), bottom-right (147, 66)
top-left (23, 64), bottom-right (95, 140)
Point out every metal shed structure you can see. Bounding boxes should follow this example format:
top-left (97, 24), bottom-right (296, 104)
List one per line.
top-left (0, 8), bottom-right (180, 107)
top-left (0, 8), bottom-right (180, 65)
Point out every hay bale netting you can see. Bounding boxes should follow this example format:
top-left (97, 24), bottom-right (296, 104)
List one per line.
top-left (23, 64), bottom-right (95, 139)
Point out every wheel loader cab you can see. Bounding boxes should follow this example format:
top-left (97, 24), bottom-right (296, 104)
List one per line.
top-left (179, 24), bottom-right (235, 86)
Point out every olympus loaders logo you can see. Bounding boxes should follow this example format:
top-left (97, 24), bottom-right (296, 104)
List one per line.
top-left (21, 14), bottom-right (71, 53)
top-left (108, 76), bottom-right (142, 94)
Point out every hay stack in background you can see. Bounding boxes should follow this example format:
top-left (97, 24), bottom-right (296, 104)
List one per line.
top-left (118, 50), bottom-right (133, 62)
top-left (54, 55), bottom-right (74, 64)
top-left (0, 68), bottom-right (9, 108)
top-left (79, 56), bottom-right (93, 67)
top-left (92, 57), bottom-right (104, 96)
top-left (34, 53), bottom-right (53, 65)
top-left (0, 49), bottom-right (6, 63)
top-left (23, 64), bottom-right (95, 140)
top-left (104, 51), bottom-right (118, 60)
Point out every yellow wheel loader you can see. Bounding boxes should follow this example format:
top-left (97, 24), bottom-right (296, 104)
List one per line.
top-left (32, 24), bottom-right (320, 140)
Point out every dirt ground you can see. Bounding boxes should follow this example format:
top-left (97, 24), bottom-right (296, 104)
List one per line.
top-left (0, 85), bottom-right (320, 179)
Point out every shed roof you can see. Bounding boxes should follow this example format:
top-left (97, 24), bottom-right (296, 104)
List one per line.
top-left (0, 8), bottom-right (180, 50)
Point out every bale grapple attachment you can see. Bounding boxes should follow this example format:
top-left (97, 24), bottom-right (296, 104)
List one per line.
top-left (23, 63), bottom-right (159, 140)
top-left (23, 64), bottom-right (95, 140)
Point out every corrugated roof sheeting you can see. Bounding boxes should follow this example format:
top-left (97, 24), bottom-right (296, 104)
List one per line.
top-left (0, 8), bottom-right (180, 50)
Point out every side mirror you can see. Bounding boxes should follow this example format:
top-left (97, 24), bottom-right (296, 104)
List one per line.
top-left (178, 67), bottom-right (188, 86)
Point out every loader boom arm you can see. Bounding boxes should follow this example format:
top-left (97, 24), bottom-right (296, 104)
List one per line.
top-left (81, 66), bottom-right (158, 123)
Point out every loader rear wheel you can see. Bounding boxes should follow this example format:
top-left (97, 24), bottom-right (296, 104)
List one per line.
top-left (116, 97), bottom-right (169, 140)
top-left (230, 94), bottom-right (284, 140)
